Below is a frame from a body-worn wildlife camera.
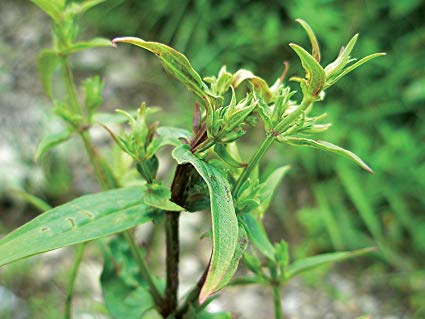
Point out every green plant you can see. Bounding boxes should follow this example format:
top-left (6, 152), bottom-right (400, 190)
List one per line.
top-left (0, 1), bottom-right (384, 318)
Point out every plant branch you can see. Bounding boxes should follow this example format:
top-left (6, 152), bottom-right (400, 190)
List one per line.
top-left (65, 242), bottom-right (86, 319)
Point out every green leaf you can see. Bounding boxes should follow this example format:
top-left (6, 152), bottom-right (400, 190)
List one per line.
top-left (255, 166), bottom-right (290, 218)
top-left (38, 49), bottom-right (60, 99)
top-left (279, 137), bottom-right (374, 174)
top-left (83, 76), bottom-right (104, 117)
top-left (172, 144), bottom-right (238, 303)
top-left (101, 236), bottom-right (155, 319)
top-left (214, 144), bottom-right (246, 168)
top-left (31, 0), bottom-right (64, 23)
top-left (324, 34), bottom-right (359, 79)
top-left (61, 38), bottom-right (113, 55)
top-left (295, 19), bottom-right (321, 62)
top-left (112, 37), bottom-right (207, 101)
top-left (144, 183), bottom-right (184, 211)
top-left (274, 240), bottom-right (289, 274)
top-left (231, 69), bottom-right (272, 101)
top-left (289, 43), bottom-right (326, 97)
top-left (215, 223), bottom-right (248, 291)
top-left (35, 128), bottom-right (73, 161)
top-left (240, 213), bottom-right (275, 261)
top-left (0, 187), bottom-right (156, 267)
top-left (326, 53), bottom-right (386, 87)
top-left (286, 247), bottom-right (376, 279)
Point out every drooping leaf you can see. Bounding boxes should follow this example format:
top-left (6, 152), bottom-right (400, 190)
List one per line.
top-left (240, 213), bottom-right (275, 261)
top-left (172, 144), bottom-right (238, 303)
top-left (289, 43), bottom-right (326, 97)
top-left (112, 37), bottom-right (207, 101)
top-left (144, 183), bottom-right (184, 211)
top-left (101, 236), bottom-right (155, 319)
top-left (285, 247), bottom-right (377, 279)
top-left (38, 49), bottom-right (60, 99)
top-left (279, 136), bottom-right (374, 174)
top-left (295, 19), bottom-right (321, 62)
top-left (35, 127), bottom-right (73, 161)
top-left (215, 223), bottom-right (248, 291)
top-left (61, 38), bottom-right (113, 55)
top-left (255, 166), bottom-right (290, 218)
top-left (0, 187), bottom-right (156, 267)
top-left (232, 69), bottom-right (271, 101)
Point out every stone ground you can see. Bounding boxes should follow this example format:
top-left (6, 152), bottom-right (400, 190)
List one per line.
top-left (0, 1), bottom-right (412, 318)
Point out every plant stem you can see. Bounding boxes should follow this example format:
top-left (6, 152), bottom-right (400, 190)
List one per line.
top-left (65, 242), bottom-right (87, 319)
top-left (232, 135), bottom-right (275, 196)
top-left (272, 284), bottom-right (284, 319)
top-left (162, 163), bottom-right (193, 317)
top-left (123, 231), bottom-right (164, 307)
top-left (60, 57), bottom-right (82, 115)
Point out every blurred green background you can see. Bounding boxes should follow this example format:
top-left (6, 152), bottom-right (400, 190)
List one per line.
top-left (1, 0), bottom-right (424, 318)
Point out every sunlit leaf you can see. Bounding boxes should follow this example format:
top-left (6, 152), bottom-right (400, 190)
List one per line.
top-left (172, 144), bottom-right (238, 303)
top-left (0, 187), bottom-right (156, 267)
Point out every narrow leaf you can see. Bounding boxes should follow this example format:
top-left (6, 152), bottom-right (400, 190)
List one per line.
top-left (295, 19), bottom-right (321, 62)
top-left (280, 137), bottom-right (374, 174)
top-left (38, 49), bottom-right (59, 99)
top-left (240, 213), bottom-right (275, 261)
top-left (0, 187), bottom-right (156, 267)
top-left (35, 128), bottom-right (73, 161)
top-left (289, 43), bottom-right (326, 96)
top-left (324, 34), bottom-right (359, 78)
top-left (172, 144), bottom-right (238, 303)
top-left (286, 247), bottom-right (377, 279)
top-left (112, 37), bottom-right (207, 101)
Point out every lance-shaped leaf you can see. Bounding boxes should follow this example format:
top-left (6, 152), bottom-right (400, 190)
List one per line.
top-left (289, 43), bottom-right (326, 97)
top-left (172, 144), bottom-right (238, 303)
top-left (240, 213), bottom-right (275, 261)
top-left (38, 49), bottom-right (60, 99)
top-left (324, 34), bottom-right (359, 79)
top-left (232, 69), bottom-right (272, 101)
top-left (0, 186), bottom-right (156, 267)
top-left (144, 183), bottom-right (184, 211)
top-left (112, 37), bottom-right (207, 101)
top-left (35, 127), bottom-right (73, 161)
top-left (295, 19), bottom-right (321, 62)
top-left (279, 136), bottom-right (374, 174)
top-left (286, 247), bottom-right (377, 279)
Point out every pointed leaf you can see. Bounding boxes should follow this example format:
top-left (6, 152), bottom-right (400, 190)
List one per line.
top-left (112, 37), bottom-right (207, 101)
top-left (38, 49), bottom-right (60, 99)
top-left (240, 213), bottom-right (275, 261)
top-left (326, 53), bottom-right (386, 87)
top-left (286, 247), bottom-right (377, 279)
top-left (172, 144), bottom-right (238, 303)
top-left (214, 144), bottom-right (246, 168)
top-left (35, 127), bottom-right (73, 161)
top-left (0, 187), bottom-right (156, 267)
top-left (295, 19), bottom-right (321, 62)
top-left (324, 34), bottom-right (359, 79)
top-left (279, 137), bottom-right (374, 174)
top-left (289, 43), bottom-right (326, 97)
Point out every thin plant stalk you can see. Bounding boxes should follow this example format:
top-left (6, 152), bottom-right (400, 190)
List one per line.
top-left (272, 285), bottom-right (284, 319)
